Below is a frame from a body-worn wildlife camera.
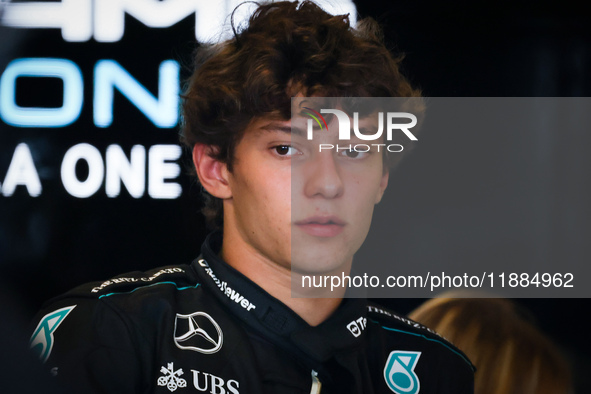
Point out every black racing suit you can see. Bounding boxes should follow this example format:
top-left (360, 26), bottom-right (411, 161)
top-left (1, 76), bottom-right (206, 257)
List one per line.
top-left (30, 232), bottom-right (474, 393)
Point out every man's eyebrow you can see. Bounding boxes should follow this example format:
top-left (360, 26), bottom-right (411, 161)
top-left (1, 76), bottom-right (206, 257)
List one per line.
top-left (260, 122), bottom-right (305, 137)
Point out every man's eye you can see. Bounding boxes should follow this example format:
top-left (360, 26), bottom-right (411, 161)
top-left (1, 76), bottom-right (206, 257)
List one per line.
top-left (274, 145), bottom-right (294, 156)
top-left (338, 148), bottom-right (368, 159)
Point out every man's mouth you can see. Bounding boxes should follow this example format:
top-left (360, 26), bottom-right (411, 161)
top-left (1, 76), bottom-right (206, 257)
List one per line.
top-left (294, 216), bottom-right (346, 237)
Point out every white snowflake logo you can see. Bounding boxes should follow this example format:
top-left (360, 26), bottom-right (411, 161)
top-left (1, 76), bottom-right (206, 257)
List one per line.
top-left (157, 362), bottom-right (187, 392)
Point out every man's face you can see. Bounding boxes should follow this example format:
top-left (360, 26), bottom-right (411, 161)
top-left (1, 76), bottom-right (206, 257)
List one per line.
top-left (224, 111), bottom-right (388, 277)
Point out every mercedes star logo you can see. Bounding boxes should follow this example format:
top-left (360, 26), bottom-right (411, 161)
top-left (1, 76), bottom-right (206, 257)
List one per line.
top-left (173, 312), bottom-right (223, 354)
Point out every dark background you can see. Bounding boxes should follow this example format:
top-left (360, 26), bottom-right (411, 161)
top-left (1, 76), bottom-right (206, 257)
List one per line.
top-left (1, 0), bottom-right (589, 392)
top-left (353, 0), bottom-right (590, 391)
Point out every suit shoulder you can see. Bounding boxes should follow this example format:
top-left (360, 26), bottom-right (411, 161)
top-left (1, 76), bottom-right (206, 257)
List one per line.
top-left (34, 263), bottom-right (202, 327)
top-left (367, 302), bottom-right (440, 337)
top-left (31, 263), bottom-right (203, 360)
top-left (367, 302), bottom-right (475, 372)
top-left (45, 263), bottom-right (198, 304)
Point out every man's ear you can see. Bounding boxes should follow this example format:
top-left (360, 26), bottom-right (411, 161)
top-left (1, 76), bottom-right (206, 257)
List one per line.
top-left (192, 144), bottom-right (232, 199)
top-left (375, 169), bottom-right (389, 204)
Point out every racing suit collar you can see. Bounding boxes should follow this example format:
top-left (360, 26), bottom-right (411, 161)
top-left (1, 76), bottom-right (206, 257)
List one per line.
top-left (191, 231), bottom-right (368, 362)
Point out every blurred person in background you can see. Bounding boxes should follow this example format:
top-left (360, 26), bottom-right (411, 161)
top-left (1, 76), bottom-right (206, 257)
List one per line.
top-left (409, 293), bottom-right (572, 394)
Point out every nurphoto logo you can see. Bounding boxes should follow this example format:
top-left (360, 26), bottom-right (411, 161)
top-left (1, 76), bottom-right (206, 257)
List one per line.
top-left (303, 107), bottom-right (418, 153)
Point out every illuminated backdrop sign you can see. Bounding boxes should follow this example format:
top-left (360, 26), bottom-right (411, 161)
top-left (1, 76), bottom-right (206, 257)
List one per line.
top-left (1, 0), bottom-right (356, 43)
top-left (0, 0), bottom-right (358, 199)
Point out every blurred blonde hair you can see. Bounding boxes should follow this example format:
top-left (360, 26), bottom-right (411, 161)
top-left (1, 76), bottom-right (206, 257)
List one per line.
top-left (409, 292), bottom-right (572, 394)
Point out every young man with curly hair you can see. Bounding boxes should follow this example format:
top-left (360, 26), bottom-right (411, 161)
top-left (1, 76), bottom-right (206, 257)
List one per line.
top-left (31, 2), bottom-right (474, 393)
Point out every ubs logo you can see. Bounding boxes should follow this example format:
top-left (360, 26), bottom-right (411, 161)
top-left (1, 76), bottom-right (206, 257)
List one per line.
top-left (174, 312), bottom-right (223, 354)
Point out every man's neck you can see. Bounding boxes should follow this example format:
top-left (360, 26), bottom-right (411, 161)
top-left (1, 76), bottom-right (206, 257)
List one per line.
top-left (220, 226), bottom-right (344, 326)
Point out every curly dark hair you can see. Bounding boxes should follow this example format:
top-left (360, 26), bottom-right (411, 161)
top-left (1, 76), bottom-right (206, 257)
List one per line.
top-left (181, 1), bottom-right (420, 229)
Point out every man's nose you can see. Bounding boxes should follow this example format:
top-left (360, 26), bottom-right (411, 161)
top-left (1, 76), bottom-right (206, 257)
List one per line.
top-left (303, 152), bottom-right (344, 199)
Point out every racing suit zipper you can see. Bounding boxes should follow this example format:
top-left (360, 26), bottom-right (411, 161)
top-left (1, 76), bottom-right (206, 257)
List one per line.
top-left (310, 370), bottom-right (322, 394)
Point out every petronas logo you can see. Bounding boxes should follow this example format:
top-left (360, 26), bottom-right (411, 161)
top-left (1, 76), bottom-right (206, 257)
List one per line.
top-left (173, 312), bottom-right (223, 354)
top-left (383, 351), bottom-right (421, 394)
top-left (30, 305), bottom-right (76, 363)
